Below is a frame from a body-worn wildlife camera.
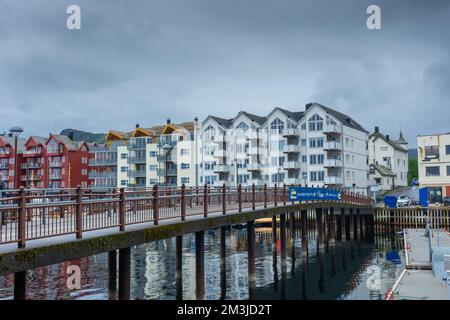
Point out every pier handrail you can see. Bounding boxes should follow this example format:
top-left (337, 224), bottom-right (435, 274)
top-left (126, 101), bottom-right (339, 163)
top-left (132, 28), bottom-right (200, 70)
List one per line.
top-left (0, 184), bottom-right (371, 248)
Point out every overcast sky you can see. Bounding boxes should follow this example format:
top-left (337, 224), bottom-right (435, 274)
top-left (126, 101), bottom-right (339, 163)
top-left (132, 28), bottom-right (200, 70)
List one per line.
top-left (1, 0), bottom-right (449, 146)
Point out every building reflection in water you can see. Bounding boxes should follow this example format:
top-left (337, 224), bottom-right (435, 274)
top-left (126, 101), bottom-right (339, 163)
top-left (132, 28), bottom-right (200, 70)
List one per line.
top-left (0, 221), bottom-right (405, 300)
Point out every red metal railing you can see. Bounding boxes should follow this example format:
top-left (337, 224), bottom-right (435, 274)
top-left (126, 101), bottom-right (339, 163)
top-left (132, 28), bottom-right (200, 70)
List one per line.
top-left (0, 184), bottom-right (371, 248)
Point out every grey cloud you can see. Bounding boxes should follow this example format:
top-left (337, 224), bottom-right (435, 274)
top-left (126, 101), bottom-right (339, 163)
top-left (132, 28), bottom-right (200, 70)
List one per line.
top-left (0, 0), bottom-right (450, 146)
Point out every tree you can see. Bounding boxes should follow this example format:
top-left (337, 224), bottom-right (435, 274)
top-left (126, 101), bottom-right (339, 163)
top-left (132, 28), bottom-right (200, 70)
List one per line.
top-left (408, 157), bottom-right (418, 186)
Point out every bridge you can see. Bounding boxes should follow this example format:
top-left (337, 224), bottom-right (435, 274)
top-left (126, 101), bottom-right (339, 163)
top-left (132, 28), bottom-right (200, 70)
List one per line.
top-left (0, 184), bottom-right (373, 300)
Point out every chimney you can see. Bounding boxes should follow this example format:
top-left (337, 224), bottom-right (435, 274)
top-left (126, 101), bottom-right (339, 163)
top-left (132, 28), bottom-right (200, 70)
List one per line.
top-left (135, 123), bottom-right (140, 129)
top-left (167, 118), bottom-right (171, 125)
top-left (386, 135), bottom-right (390, 141)
top-left (375, 126), bottom-right (379, 133)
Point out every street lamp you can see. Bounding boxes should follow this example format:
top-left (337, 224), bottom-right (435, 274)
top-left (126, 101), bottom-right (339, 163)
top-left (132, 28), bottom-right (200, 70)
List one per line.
top-left (9, 126), bottom-right (23, 190)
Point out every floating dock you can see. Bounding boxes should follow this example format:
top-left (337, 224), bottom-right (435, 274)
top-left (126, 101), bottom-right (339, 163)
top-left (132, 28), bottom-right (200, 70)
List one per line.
top-left (387, 228), bottom-right (450, 300)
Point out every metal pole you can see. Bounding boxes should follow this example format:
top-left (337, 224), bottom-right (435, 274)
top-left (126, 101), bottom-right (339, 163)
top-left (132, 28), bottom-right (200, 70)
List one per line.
top-left (118, 247), bottom-right (131, 300)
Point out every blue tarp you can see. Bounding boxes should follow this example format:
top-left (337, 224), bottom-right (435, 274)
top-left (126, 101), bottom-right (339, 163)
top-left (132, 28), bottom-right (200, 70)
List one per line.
top-left (419, 187), bottom-right (429, 207)
top-left (384, 196), bottom-right (398, 208)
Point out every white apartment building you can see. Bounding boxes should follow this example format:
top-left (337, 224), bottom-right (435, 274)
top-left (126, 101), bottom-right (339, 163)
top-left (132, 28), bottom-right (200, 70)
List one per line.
top-left (198, 103), bottom-right (370, 194)
top-left (112, 119), bottom-right (199, 188)
top-left (368, 127), bottom-right (409, 191)
top-left (417, 132), bottom-right (450, 201)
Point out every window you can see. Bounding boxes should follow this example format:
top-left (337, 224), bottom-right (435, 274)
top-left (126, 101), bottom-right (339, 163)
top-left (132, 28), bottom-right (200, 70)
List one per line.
top-left (308, 114), bottom-right (323, 131)
top-left (310, 155), bottom-right (317, 165)
top-left (149, 151), bottom-right (157, 157)
top-left (121, 166), bottom-right (128, 173)
top-left (318, 171), bottom-right (324, 181)
top-left (370, 167), bottom-right (375, 175)
top-left (301, 139), bottom-right (307, 147)
top-left (180, 148), bottom-right (189, 156)
top-left (317, 154), bottom-right (324, 164)
top-left (352, 155), bottom-right (355, 164)
top-left (346, 154), bottom-right (350, 163)
top-left (301, 123), bottom-right (306, 130)
top-left (121, 153), bottom-right (128, 159)
top-left (81, 169), bottom-right (87, 175)
top-left (181, 177), bottom-right (190, 184)
top-left (181, 163), bottom-right (190, 169)
top-left (446, 145), bottom-right (450, 155)
top-left (302, 156), bottom-right (307, 163)
top-left (149, 165), bottom-right (157, 171)
top-left (310, 172), bottom-right (317, 181)
top-left (426, 166), bottom-right (440, 176)
top-left (425, 146), bottom-right (439, 158)
top-left (270, 118), bottom-right (285, 134)
top-left (309, 138), bottom-right (323, 148)
top-left (121, 180), bottom-right (127, 186)
top-left (447, 166), bottom-right (450, 176)
top-left (345, 138), bottom-right (349, 147)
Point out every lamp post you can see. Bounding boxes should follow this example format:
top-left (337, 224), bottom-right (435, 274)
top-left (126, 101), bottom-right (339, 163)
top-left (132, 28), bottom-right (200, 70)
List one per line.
top-left (9, 126), bottom-right (23, 190)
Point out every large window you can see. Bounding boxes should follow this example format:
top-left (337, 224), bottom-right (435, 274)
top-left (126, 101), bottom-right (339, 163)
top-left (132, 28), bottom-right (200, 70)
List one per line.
top-left (446, 145), bottom-right (450, 155)
top-left (308, 114), bottom-right (323, 131)
top-left (447, 166), bottom-right (450, 176)
top-left (425, 146), bottom-right (439, 158)
top-left (426, 166), bottom-right (440, 176)
top-left (270, 118), bottom-right (285, 134)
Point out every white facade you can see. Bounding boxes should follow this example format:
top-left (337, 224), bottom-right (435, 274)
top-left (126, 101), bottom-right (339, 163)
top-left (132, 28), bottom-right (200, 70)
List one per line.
top-left (198, 103), bottom-right (370, 194)
top-left (417, 133), bottom-right (450, 199)
top-left (368, 128), bottom-right (409, 191)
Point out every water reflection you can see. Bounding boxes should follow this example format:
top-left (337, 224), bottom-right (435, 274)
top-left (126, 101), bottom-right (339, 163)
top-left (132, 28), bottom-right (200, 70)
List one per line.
top-left (0, 222), bottom-right (404, 300)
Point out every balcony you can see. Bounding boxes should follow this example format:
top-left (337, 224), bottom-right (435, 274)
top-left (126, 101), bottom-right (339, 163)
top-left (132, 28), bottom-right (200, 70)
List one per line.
top-left (23, 149), bottom-right (41, 156)
top-left (48, 162), bottom-right (62, 168)
top-left (249, 179), bottom-right (265, 186)
top-left (323, 159), bottom-right (343, 167)
top-left (324, 141), bottom-right (342, 151)
top-left (323, 123), bottom-right (342, 135)
top-left (128, 156), bottom-right (146, 164)
top-left (214, 164), bottom-right (231, 173)
top-left (284, 178), bottom-right (302, 185)
top-left (49, 174), bottom-right (62, 180)
top-left (128, 143), bottom-right (147, 150)
top-left (158, 169), bottom-right (177, 177)
top-left (247, 163), bottom-right (262, 172)
top-left (89, 159), bottom-right (117, 166)
top-left (282, 128), bottom-right (300, 137)
top-left (214, 149), bottom-right (226, 158)
top-left (283, 145), bottom-right (301, 154)
top-left (283, 161), bottom-right (301, 170)
top-left (0, 163), bottom-right (9, 169)
top-left (324, 176), bottom-right (343, 185)
top-left (89, 171), bottom-right (117, 179)
top-left (127, 170), bottom-right (146, 178)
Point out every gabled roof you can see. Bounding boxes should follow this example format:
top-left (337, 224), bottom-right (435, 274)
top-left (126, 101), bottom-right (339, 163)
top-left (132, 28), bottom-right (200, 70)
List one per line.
top-left (0, 135), bottom-right (26, 152)
top-left (370, 163), bottom-right (396, 177)
top-left (47, 134), bottom-right (81, 151)
top-left (277, 108), bottom-right (304, 122)
top-left (234, 111), bottom-right (266, 126)
top-left (369, 131), bottom-right (408, 153)
top-left (205, 116), bottom-right (234, 128)
top-left (309, 102), bottom-right (369, 133)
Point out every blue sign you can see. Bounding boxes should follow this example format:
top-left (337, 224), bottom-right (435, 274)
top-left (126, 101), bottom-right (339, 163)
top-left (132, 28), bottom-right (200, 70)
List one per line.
top-left (288, 187), bottom-right (341, 202)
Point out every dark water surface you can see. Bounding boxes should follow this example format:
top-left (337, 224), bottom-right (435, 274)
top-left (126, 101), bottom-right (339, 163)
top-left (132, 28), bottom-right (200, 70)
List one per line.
top-left (0, 225), bottom-right (404, 300)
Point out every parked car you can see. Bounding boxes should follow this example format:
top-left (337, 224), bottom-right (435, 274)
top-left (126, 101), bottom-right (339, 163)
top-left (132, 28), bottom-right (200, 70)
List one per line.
top-left (442, 197), bottom-right (450, 207)
top-left (397, 196), bottom-right (411, 207)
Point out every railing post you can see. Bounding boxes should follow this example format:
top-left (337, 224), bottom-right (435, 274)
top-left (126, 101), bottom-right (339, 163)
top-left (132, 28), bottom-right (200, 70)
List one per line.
top-left (274, 183), bottom-right (278, 207)
top-left (238, 184), bottom-right (242, 212)
top-left (153, 185), bottom-right (159, 225)
top-left (203, 183), bottom-right (208, 218)
top-left (252, 183), bottom-right (256, 210)
top-left (196, 186), bottom-right (199, 206)
top-left (222, 184), bottom-right (226, 214)
top-left (76, 186), bottom-right (83, 239)
top-left (264, 184), bottom-right (267, 209)
top-left (283, 184), bottom-right (286, 206)
top-left (181, 184), bottom-right (186, 221)
top-left (18, 187), bottom-right (26, 249)
top-left (119, 187), bottom-right (125, 231)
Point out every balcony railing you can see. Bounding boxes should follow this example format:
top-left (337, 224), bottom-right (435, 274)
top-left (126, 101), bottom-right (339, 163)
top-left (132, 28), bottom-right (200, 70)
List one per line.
top-left (89, 171), bottom-right (117, 179)
top-left (284, 178), bottom-right (302, 185)
top-left (283, 161), bottom-right (301, 170)
top-left (324, 141), bottom-right (342, 151)
top-left (89, 159), bottom-right (117, 166)
top-left (249, 179), bottom-right (265, 186)
top-left (23, 149), bottom-right (41, 156)
top-left (127, 170), bottom-right (147, 178)
top-left (324, 176), bottom-right (343, 185)
top-left (282, 128), bottom-right (300, 137)
top-left (48, 162), bottom-right (62, 168)
top-left (49, 174), bottom-right (62, 180)
top-left (247, 163), bottom-right (262, 172)
top-left (283, 145), bottom-right (301, 154)
top-left (128, 156), bottom-right (146, 164)
top-left (323, 123), bottom-right (342, 134)
top-left (157, 168), bottom-right (177, 177)
top-left (323, 159), bottom-right (343, 167)
top-left (214, 164), bottom-right (231, 173)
